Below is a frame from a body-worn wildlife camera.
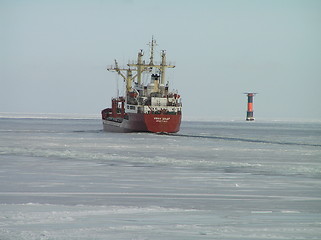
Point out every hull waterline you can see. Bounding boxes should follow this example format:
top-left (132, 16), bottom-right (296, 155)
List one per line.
top-left (102, 113), bottom-right (181, 133)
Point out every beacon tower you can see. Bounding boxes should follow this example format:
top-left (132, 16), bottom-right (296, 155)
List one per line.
top-left (244, 93), bottom-right (257, 121)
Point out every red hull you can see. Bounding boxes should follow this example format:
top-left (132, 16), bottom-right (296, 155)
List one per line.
top-left (102, 113), bottom-right (181, 133)
top-left (144, 114), bottom-right (181, 133)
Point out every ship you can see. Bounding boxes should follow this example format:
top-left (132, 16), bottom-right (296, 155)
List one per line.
top-left (101, 37), bottom-right (182, 133)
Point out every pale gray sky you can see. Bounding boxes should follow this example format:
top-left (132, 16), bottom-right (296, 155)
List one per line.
top-left (1, 0), bottom-right (321, 121)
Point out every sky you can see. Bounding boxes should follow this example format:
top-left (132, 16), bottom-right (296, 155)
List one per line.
top-left (1, 0), bottom-right (321, 121)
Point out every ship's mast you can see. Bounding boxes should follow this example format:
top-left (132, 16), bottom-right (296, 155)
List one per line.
top-left (107, 59), bottom-right (137, 92)
top-left (110, 37), bottom-right (175, 93)
top-left (130, 37), bottom-right (175, 85)
top-left (137, 50), bottom-right (143, 85)
top-left (148, 36), bottom-right (157, 66)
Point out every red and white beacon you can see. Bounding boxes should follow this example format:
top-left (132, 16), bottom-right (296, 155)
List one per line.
top-left (244, 93), bottom-right (257, 121)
